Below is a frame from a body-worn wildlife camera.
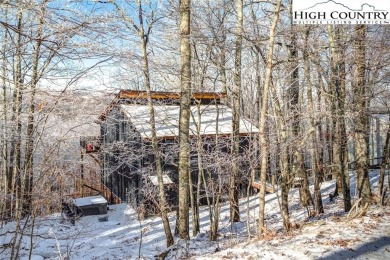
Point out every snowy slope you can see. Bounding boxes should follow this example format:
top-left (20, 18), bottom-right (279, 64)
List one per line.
top-left (196, 205), bottom-right (390, 259)
top-left (1, 170), bottom-right (389, 259)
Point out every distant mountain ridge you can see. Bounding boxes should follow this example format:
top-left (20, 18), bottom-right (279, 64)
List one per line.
top-left (300, 0), bottom-right (386, 12)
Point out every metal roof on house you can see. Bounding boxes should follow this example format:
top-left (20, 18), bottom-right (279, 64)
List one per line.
top-left (97, 90), bottom-right (227, 122)
top-left (120, 104), bottom-right (258, 139)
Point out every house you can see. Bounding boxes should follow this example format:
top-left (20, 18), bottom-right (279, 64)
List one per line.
top-left (96, 90), bottom-right (259, 214)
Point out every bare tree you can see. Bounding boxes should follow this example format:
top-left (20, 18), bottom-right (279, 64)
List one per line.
top-left (353, 25), bottom-right (372, 206)
top-left (379, 117), bottom-right (390, 197)
top-left (177, 0), bottom-right (191, 240)
top-left (109, 0), bottom-right (174, 247)
top-left (229, 0), bottom-right (242, 224)
top-left (23, 0), bottom-right (48, 214)
top-left (303, 27), bottom-right (323, 215)
top-left (258, 0), bottom-right (282, 234)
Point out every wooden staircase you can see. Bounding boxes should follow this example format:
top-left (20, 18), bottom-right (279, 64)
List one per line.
top-left (74, 181), bottom-right (122, 205)
top-left (100, 183), bottom-right (122, 204)
top-left (78, 136), bottom-right (121, 204)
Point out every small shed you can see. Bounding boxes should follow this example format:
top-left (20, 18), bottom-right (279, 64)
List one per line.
top-left (73, 195), bottom-right (108, 216)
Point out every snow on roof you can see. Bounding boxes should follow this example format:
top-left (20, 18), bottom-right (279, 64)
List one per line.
top-left (120, 104), bottom-right (258, 139)
top-left (73, 195), bottom-right (107, 207)
top-left (148, 175), bottom-right (174, 186)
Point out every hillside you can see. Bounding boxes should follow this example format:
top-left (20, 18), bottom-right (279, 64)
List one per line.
top-left (1, 170), bottom-right (389, 259)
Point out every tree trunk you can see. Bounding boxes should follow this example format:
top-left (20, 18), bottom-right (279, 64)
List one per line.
top-left (220, 2), bottom-right (227, 94)
top-left (10, 4), bottom-right (24, 220)
top-left (23, 0), bottom-right (47, 215)
top-left (142, 30), bottom-right (175, 248)
top-left (304, 27), bottom-right (323, 215)
top-left (334, 26), bottom-right (351, 212)
top-left (327, 25), bottom-right (343, 197)
top-left (270, 79), bottom-right (291, 231)
top-left (379, 116), bottom-right (390, 196)
top-left (138, 0), bottom-right (174, 247)
top-left (207, 103), bottom-right (222, 241)
top-left (178, 0), bottom-right (191, 239)
top-left (288, 1), bottom-right (311, 208)
top-left (190, 102), bottom-right (203, 236)
top-left (10, 4), bottom-right (24, 257)
top-left (316, 70), bottom-right (325, 182)
top-left (353, 25), bottom-right (371, 206)
top-left (109, 0), bottom-right (175, 246)
top-left (230, 0), bottom-right (242, 223)
top-left (188, 158), bottom-right (196, 236)
top-left (1, 8), bottom-right (9, 219)
top-left (258, 0), bottom-right (282, 234)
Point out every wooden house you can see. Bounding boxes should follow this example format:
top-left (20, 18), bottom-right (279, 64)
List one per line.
top-left (97, 90), bottom-right (259, 215)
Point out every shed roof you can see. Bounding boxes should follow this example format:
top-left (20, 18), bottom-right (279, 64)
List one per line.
top-left (73, 195), bottom-right (107, 207)
top-left (120, 104), bottom-right (258, 139)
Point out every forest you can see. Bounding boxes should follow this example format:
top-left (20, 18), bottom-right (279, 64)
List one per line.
top-left (0, 0), bottom-right (389, 259)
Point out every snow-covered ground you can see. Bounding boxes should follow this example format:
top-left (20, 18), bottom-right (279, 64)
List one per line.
top-left (1, 170), bottom-right (389, 259)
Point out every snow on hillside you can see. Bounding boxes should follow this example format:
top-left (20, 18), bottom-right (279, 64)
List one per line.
top-left (1, 170), bottom-right (389, 259)
top-left (197, 203), bottom-right (390, 259)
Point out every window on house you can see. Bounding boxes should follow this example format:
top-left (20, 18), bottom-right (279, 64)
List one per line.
top-left (121, 121), bottom-right (127, 142)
